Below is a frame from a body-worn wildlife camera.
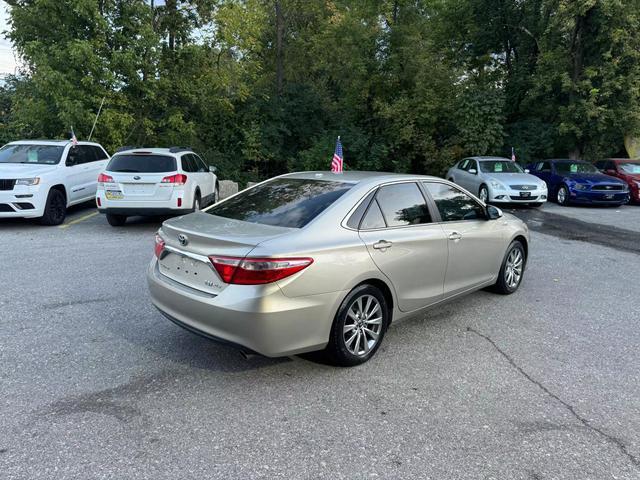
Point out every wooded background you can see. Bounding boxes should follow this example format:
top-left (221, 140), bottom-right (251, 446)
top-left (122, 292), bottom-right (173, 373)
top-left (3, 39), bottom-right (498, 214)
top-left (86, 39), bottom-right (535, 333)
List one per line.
top-left (1, 0), bottom-right (639, 182)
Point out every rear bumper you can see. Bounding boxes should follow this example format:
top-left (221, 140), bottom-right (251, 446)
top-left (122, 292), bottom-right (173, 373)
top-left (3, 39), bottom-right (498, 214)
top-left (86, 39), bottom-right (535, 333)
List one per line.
top-left (147, 258), bottom-right (344, 357)
top-left (98, 207), bottom-right (190, 216)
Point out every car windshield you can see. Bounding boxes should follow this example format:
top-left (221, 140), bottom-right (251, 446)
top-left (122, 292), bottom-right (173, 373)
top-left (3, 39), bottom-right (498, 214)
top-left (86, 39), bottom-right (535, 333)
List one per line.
top-left (618, 162), bottom-right (640, 174)
top-left (0, 144), bottom-right (65, 165)
top-left (107, 154), bottom-right (177, 173)
top-left (479, 161), bottom-right (523, 173)
top-left (555, 162), bottom-right (599, 174)
top-left (207, 178), bottom-right (353, 228)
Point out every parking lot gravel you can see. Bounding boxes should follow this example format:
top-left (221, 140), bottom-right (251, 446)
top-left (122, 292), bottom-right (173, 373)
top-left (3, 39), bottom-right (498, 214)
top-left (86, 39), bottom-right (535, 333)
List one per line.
top-left (1, 203), bottom-right (639, 479)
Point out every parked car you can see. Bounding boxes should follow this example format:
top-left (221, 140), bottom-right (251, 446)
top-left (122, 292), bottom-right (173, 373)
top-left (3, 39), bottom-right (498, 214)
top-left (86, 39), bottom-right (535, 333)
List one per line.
top-left (148, 172), bottom-right (530, 366)
top-left (0, 140), bottom-right (110, 225)
top-left (446, 156), bottom-right (548, 207)
top-left (594, 158), bottom-right (640, 204)
top-left (526, 159), bottom-right (629, 206)
top-left (96, 147), bottom-right (219, 226)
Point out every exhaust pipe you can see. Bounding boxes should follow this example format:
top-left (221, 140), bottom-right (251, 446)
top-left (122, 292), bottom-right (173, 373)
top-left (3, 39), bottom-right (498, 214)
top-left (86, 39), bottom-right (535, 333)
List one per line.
top-left (239, 349), bottom-right (259, 360)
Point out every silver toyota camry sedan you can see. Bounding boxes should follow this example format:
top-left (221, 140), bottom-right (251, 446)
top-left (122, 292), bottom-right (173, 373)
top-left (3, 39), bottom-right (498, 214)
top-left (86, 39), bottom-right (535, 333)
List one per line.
top-left (147, 171), bottom-right (529, 366)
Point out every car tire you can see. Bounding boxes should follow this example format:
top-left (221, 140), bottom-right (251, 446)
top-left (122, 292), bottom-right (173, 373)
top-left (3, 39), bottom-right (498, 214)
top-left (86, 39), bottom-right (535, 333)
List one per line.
top-left (479, 185), bottom-right (489, 203)
top-left (491, 240), bottom-right (526, 295)
top-left (106, 213), bottom-right (127, 226)
top-left (38, 189), bottom-right (67, 226)
top-left (556, 185), bottom-right (569, 206)
top-left (325, 284), bottom-right (389, 367)
top-left (529, 202), bottom-right (544, 208)
top-left (213, 184), bottom-right (220, 204)
top-left (193, 192), bottom-right (201, 212)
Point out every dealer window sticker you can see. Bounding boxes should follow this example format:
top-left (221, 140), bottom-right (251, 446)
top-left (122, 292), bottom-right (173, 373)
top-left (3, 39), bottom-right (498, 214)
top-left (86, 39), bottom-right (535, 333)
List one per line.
top-left (570, 164), bottom-right (578, 173)
top-left (494, 163), bottom-right (503, 172)
top-left (27, 150), bottom-right (38, 162)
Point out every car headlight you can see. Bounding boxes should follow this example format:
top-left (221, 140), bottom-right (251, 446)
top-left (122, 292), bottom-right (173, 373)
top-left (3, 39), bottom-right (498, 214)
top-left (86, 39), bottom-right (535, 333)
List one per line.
top-left (15, 177), bottom-right (41, 186)
top-left (489, 180), bottom-right (506, 190)
top-left (572, 183), bottom-right (589, 190)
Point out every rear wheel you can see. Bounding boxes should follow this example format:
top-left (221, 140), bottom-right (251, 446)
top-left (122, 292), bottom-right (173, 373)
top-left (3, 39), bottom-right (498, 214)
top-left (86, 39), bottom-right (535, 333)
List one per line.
top-left (193, 192), bottom-right (201, 212)
top-left (325, 284), bottom-right (389, 367)
top-left (213, 184), bottom-right (220, 204)
top-left (556, 185), bottom-right (569, 206)
top-left (38, 189), bottom-right (66, 226)
top-left (106, 213), bottom-right (127, 226)
top-left (492, 240), bottom-right (526, 294)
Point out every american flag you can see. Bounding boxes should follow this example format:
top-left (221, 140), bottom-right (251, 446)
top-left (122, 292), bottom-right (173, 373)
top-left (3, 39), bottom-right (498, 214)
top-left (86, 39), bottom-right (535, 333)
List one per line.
top-left (70, 127), bottom-right (78, 146)
top-left (511, 146), bottom-right (516, 162)
top-left (331, 136), bottom-right (343, 173)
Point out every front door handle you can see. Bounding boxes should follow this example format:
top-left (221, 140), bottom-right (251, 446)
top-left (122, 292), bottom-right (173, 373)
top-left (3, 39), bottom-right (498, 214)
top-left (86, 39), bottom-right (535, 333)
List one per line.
top-left (373, 240), bottom-right (393, 250)
top-left (448, 232), bottom-right (463, 241)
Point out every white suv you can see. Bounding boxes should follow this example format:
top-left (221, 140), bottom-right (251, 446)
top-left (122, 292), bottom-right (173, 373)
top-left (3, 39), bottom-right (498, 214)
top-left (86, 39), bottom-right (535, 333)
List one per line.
top-left (0, 140), bottom-right (110, 225)
top-left (96, 147), bottom-right (219, 226)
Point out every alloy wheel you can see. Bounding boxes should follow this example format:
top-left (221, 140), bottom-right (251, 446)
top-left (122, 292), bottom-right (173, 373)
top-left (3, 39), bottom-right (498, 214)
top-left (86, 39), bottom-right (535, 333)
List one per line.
top-left (51, 194), bottom-right (65, 223)
top-left (504, 247), bottom-right (523, 289)
top-left (479, 186), bottom-right (488, 202)
top-left (557, 187), bottom-right (567, 204)
top-left (343, 294), bottom-right (383, 356)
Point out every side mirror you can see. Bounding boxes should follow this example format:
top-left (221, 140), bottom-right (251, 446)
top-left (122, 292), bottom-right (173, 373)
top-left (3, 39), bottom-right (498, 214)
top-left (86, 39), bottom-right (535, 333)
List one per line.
top-left (487, 205), bottom-right (503, 220)
top-left (209, 165), bottom-right (217, 173)
top-left (468, 168), bottom-right (477, 175)
top-left (524, 169), bottom-right (530, 173)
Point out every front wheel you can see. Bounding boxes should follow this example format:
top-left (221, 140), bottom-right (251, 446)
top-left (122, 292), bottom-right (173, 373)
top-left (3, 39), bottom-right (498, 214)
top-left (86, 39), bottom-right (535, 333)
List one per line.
top-left (492, 240), bottom-right (526, 294)
top-left (556, 185), bottom-right (569, 206)
top-left (38, 189), bottom-right (67, 226)
top-left (479, 185), bottom-right (489, 203)
top-left (325, 285), bottom-right (389, 366)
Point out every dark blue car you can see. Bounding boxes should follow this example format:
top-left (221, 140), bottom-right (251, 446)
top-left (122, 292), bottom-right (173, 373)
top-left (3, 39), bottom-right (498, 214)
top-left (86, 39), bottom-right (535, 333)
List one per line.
top-left (526, 159), bottom-right (629, 206)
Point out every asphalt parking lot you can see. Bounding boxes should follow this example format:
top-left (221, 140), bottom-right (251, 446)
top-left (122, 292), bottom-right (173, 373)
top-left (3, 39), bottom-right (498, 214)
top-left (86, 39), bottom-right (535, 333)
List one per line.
top-left (1, 202), bottom-right (639, 480)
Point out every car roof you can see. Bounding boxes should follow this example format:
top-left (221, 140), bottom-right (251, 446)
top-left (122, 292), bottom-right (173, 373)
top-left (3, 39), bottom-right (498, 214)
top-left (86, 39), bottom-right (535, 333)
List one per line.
top-left (468, 156), bottom-right (511, 162)
top-left (609, 158), bottom-right (640, 162)
top-left (5, 140), bottom-right (105, 147)
top-left (279, 170), bottom-right (443, 185)
top-left (547, 158), bottom-right (588, 163)
top-left (114, 148), bottom-right (192, 156)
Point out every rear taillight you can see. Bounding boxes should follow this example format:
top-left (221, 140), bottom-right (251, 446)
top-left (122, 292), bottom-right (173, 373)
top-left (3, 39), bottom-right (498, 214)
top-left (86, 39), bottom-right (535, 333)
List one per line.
top-left (154, 234), bottom-right (165, 258)
top-left (209, 256), bottom-right (313, 285)
top-left (98, 173), bottom-right (114, 183)
top-left (161, 174), bottom-right (187, 185)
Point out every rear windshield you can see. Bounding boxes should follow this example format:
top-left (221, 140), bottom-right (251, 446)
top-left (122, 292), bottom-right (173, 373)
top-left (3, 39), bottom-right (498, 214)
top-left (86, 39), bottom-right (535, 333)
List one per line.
top-left (207, 178), bottom-right (353, 228)
top-left (107, 154), bottom-right (176, 173)
top-left (0, 144), bottom-right (65, 165)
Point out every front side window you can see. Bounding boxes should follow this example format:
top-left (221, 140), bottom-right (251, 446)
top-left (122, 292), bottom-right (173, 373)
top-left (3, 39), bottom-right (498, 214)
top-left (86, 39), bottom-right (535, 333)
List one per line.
top-left (424, 182), bottom-right (486, 222)
top-left (479, 161), bottom-right (523, 174)
top-left (207, 178), bottom-right (352, 228)
top-left (91, 146), bottom-right (109, 161)
top-left (458, 159), bottom-right (470, 171)
top-left (106, 154), bottom-right (177, 173)
top-left (374, 183), bottom-right (431, 227)
top-left (0, 144), bottom-right (65, 165)
top-left (193, 155), bottom-right (208, 172)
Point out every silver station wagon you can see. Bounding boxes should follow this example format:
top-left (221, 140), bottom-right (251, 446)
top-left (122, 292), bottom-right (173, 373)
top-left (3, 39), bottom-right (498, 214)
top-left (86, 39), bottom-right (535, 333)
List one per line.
top-left (148, 171), bottom-right (529, 366)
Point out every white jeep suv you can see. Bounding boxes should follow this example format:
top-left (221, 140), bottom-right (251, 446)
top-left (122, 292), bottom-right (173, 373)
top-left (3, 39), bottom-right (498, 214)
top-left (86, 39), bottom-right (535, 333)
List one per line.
top-left (0, 140), bottom-right (110, 225)
top-left (96, 147), bottom-right (219, 226)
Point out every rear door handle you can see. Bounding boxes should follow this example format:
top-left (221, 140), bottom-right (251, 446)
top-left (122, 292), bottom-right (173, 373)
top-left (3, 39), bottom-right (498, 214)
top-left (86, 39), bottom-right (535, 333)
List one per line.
top-left (448, 232), bottom-right (462, 241)
top-left (373, 240), bottom-right (393, 250)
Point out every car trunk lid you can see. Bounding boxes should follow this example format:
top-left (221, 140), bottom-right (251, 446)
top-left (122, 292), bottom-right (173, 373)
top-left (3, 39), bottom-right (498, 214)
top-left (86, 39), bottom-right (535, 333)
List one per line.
top-left (158, 213), bottom-right (294, 294)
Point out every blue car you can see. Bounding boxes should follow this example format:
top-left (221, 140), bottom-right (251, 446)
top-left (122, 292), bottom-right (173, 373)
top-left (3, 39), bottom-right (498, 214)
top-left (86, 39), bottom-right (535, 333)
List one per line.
top-left (526, 159), bottom-right (629, 206)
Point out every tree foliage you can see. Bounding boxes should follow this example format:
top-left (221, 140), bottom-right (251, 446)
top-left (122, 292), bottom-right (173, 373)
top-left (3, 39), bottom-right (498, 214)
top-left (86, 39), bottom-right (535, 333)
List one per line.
top-left (1, 0), bottom-right (639, 181)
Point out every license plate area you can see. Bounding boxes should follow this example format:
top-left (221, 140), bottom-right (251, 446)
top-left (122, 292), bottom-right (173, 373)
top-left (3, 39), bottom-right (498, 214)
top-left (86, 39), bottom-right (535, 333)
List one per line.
top-left (159, 251), bottom-right (222, 294)
top-left (105, 190), bottom-right (123, 200)
top-left (519, 191), bottom-right (531, 198)
top-left (603, 194), bottom-right (615, 200)
top-left (122, 183), bottom-right (156, 195)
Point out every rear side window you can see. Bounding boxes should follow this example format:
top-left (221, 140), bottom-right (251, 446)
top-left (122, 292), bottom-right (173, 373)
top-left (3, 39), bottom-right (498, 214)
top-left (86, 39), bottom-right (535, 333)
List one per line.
top-left (207, 178), bottom-right (352, 228)
top-left (374, 183), bottom-right (431, 227)
top-left (424, 182), bottom-right (485, 222)
top-left (181, 154), bottom-right (197, 173)
top-left (360, 200), bottom-right (386, 229)
top-left (106, 154), bottom-right (177, 173)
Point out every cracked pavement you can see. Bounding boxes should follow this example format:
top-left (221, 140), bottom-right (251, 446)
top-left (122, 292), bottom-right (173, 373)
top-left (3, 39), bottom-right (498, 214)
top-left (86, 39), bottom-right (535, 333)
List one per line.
top-left (1, 204), bottom-right (639, 479)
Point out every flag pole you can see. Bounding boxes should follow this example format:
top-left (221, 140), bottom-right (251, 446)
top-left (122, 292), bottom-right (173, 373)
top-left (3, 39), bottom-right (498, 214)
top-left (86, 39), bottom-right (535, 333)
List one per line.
top-left (88, 96), bottom-right (106, 142)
